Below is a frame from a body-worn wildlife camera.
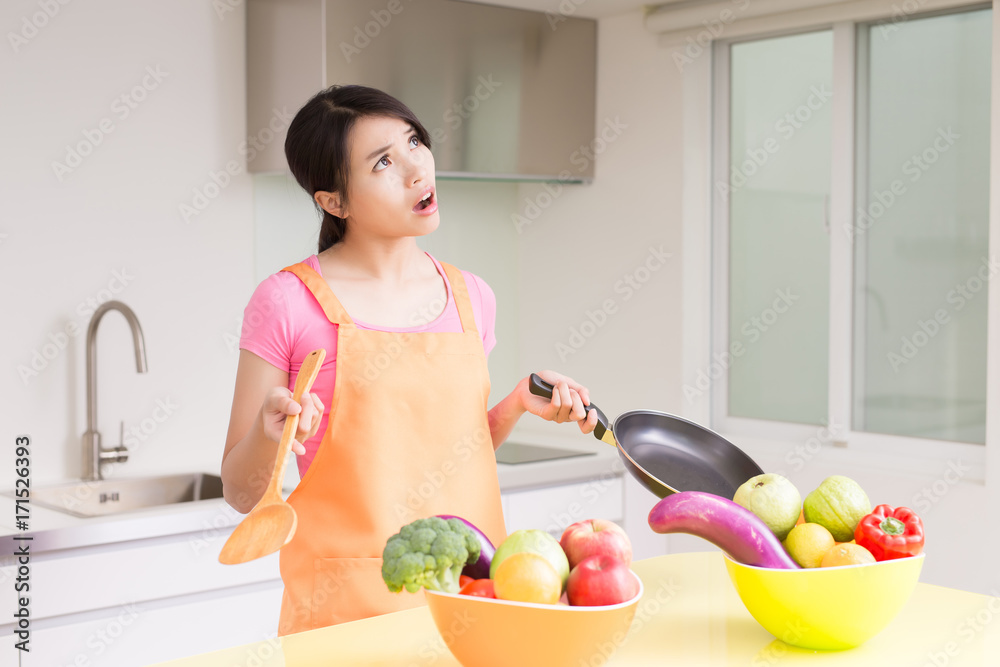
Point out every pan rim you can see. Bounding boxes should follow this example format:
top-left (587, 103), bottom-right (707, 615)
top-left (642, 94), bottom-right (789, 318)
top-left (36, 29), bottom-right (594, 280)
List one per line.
top-left (611, 409), bottom-right (763, 495)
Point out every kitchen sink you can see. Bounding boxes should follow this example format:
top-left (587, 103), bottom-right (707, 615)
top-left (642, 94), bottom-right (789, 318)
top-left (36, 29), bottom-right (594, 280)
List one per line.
top-left (7, 472), bottom-right (225, 518)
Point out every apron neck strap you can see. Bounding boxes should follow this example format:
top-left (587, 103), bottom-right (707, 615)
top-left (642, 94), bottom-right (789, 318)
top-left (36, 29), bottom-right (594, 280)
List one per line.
top-left (439, 262), bottom-right (479, 337)
top-left (282, 260), bottom-right (479, 335)
top-left (281, 262), bottom-right (356, 327)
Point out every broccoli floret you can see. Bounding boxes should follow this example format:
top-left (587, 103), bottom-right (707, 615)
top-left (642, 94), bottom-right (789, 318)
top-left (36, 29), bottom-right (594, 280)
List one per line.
top-left (381, 517), bottom-right (482, 594)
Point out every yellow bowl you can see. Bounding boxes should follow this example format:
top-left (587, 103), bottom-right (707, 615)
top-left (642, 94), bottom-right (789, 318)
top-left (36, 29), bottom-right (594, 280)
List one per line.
top-left (724, 552), bottom-right (925, 651)
top-left (424, 573), bottom-right (643, 667)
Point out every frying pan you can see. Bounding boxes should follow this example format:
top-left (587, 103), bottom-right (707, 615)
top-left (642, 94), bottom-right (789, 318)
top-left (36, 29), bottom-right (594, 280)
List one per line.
top-left (528, 374), bottom-right (763, 499)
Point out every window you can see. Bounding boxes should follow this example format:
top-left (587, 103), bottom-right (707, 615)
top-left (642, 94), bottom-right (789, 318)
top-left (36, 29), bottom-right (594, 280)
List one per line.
top-left (854, 10), bottom-right (991, 444)
top-left (724, 30), bottom-right (832, 427)
top-left (714, 7), bottom-right (991, 449)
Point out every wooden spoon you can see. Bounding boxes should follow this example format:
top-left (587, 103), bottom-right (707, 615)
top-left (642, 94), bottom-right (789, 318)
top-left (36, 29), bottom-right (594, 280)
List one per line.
top-left (219, 348), bottom-right (325, 564)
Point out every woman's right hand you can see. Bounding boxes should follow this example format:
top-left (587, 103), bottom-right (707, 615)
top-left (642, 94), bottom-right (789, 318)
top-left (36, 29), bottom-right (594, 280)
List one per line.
top-left (260, 387), bottom-right (325, 456)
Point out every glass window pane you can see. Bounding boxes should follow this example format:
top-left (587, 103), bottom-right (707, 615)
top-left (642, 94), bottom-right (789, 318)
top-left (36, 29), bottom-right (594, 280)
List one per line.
top-left (727, 31), bottom-right (832, 425)
top-left (854, 9), bottom-right (991, 444)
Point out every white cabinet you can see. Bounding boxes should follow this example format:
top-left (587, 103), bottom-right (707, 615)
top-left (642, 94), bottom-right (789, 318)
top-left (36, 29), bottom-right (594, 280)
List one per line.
top-left (21, 583), bottom-right (282, 667)
top-left (0, 524), bottom-right (283, 667)
top-left (246, 0), bottom-right (597, 179)
top-left (0, 535), bottom-right (279, 621)
top-left (501, 476), bottom-right (625, 539)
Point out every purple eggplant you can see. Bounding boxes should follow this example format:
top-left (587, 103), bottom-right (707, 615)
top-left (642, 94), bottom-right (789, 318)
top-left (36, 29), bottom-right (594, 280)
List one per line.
top-left (648, 492), bottom-right (800, 569)
top-left (435, 514), bottom-right (496, 579)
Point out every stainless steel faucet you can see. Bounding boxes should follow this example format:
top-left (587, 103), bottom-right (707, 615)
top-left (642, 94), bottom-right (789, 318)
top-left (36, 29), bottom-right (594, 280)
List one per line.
top-left (83, 301), bottom-right (148, 481)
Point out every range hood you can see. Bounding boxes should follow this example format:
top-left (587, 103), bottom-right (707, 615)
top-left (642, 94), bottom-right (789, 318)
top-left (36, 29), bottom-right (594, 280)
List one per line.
top-left (247, 0), bottom-right (597, 182)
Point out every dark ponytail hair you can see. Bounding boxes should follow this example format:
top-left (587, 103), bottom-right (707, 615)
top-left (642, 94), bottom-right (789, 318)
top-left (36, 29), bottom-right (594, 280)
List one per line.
top-left (284, 85), bottom-right (432, 253)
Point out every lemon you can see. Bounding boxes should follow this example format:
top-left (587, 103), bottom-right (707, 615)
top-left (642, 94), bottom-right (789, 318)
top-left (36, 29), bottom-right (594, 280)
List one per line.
top-left (784, 523), bottom-right (836, 568)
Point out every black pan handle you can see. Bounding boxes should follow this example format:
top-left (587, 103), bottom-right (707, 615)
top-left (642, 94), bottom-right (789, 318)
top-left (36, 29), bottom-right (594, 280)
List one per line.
top-left (528, 373), bottom-right (613, 444)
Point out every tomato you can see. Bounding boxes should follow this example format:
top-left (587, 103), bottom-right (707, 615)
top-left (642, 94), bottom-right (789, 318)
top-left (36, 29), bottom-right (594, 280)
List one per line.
top-left (460, 579), bottom-right (496, 598)
top-left (459, 575), bottom-right (474, 590)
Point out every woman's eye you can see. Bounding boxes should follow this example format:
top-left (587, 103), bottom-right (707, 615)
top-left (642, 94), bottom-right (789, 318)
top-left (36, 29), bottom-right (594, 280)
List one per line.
top-left (374, 155), bottom-right (390, 171)
top-left (409, 135), bottom-right (419, 148)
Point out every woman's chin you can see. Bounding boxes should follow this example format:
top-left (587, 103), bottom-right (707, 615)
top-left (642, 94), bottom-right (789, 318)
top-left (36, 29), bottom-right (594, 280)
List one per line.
top-left (414, 212), bottom-right (441, 235)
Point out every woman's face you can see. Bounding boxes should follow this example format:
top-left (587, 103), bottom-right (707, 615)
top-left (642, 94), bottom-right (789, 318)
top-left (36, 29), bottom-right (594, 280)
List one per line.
top-left (342, 115), bottom-right (438, 241)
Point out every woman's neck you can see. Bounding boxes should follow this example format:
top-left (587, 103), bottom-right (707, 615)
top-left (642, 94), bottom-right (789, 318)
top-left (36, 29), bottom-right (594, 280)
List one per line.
top-left (320, 234), bottom-right (430, 284)
top-left (316, 232), bottom-right (447, 327)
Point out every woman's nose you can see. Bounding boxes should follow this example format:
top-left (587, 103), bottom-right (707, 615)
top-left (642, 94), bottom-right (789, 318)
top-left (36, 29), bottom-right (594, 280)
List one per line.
top-left (407, 151), bottom-right (429, 184)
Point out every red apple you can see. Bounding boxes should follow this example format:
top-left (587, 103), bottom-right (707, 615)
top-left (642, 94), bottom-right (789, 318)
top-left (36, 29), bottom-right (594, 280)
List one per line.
top-left (560, 519), bottom-right (632, 568)
top-left (566, 554), bottom-right (639, 606)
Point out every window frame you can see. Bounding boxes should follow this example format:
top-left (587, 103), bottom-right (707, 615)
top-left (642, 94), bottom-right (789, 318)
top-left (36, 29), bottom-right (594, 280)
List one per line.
top-left (705, 7), bottom-right (991, 481)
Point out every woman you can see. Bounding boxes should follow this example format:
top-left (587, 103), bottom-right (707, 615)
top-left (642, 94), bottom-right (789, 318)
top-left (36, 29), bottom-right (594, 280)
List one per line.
top-left (221, 84), bottom-right (597, 635)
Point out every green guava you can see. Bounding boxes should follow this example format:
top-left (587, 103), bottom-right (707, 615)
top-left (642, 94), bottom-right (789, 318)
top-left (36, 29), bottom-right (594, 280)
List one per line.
top-left (490, 529), bottom-right (570, 588)
top-left (733, 473), bottom-right (801, 541)
top-left (802, 475), bottom-right (872, 542)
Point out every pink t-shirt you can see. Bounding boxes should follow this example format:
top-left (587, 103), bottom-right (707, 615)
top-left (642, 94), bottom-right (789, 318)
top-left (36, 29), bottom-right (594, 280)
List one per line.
top-left (239, 253), bottom-right (496, 478)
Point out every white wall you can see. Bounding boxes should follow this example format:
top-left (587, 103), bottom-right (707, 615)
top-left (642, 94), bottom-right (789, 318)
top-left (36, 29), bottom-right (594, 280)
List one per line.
top-left (513, 18), bottom-right (684, 417)
top-left (509, 11), bottom-right (682, 561)
top-left (1, 0), bottom-right (254, 485)
top-left (415, 180), bottom-right (523, 400)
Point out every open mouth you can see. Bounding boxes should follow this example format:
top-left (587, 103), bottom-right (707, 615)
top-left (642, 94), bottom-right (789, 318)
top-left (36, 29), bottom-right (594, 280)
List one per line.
top-left (414, 189), bottom-right (435, 212)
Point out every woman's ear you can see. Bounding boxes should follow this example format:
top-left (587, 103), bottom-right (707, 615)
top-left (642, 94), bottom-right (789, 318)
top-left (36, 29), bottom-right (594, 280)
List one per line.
top-left (314, 190), bottom-right (347, 218)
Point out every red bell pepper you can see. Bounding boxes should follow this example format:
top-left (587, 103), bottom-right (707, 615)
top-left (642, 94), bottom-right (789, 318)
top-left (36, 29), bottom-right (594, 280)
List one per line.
top-left (854, 505), bottom-right (924, 561)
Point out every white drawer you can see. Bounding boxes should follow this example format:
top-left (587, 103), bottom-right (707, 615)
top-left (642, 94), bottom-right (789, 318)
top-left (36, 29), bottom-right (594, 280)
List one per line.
top-left (16, 581), bottom-right (283, 667)
top-left (503, 475), bottom-right (624, 538)
top-left (0, 526), bottom-right (280, 622)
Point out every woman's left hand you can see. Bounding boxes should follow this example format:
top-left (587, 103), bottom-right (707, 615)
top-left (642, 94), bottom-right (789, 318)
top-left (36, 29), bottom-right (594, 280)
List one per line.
top-left (518, 370), bottom-right (598, 435)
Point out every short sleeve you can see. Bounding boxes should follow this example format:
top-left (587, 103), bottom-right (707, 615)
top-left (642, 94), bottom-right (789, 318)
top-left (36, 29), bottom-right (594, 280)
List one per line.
top-left (239, 273), bottom-right (295, 371)
top-left (463, 271), bottom-right (497, 357)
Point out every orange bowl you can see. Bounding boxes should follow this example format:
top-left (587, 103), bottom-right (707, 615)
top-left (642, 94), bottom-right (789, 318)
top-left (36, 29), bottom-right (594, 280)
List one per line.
top-left (424, 572), bottom-right (643, 667)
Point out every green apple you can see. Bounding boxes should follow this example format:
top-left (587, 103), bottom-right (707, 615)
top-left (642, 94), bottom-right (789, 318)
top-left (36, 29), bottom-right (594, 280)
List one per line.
top-left (490, 529), bottom-right (570, 589)
top-left (803, 475), bottom-right (871, 542)
top-left (733, 473), bottom-right (802, 541)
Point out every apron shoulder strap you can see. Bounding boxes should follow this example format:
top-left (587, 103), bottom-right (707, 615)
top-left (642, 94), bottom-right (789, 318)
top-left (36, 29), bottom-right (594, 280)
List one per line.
top-left (281, 262), bottom-right (355, 328)
top-left (283, 260), bottom-right (477, 334)
top-left (439, 262), bottom-right (479, 337)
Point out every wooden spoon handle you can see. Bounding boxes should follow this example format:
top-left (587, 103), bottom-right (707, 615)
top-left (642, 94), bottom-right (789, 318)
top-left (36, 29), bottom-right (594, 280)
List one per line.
top-left (265, 349), bottom-right (326, 498)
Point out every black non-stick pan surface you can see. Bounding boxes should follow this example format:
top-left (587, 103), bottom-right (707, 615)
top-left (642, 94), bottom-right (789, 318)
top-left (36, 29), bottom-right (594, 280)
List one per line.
top-left (613, 409), bottom-right (763, 498)
top-left (528, 374), bottom-right (763, 499)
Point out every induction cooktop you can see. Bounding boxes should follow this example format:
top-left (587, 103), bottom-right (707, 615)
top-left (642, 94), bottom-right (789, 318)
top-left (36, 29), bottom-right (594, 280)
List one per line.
top-left (495, 442), bottom-right (595, 465)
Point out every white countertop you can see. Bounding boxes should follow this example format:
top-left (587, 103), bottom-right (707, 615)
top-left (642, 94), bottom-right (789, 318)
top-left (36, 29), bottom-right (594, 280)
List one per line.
top-left (0, 433), bottom-right (620, 557)
top-left (497, 432), bottom-right (619, 490)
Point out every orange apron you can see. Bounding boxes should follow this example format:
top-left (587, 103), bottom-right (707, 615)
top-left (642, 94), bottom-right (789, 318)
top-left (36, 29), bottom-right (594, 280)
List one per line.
top-left (276, 260), bottom-right (507, 636)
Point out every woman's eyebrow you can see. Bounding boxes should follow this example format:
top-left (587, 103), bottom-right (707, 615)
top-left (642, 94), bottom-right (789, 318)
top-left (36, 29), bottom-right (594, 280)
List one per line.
top-left (364, 125), bottom-right (417, 162)
top-left (365, 143), bottom-right (392, 161)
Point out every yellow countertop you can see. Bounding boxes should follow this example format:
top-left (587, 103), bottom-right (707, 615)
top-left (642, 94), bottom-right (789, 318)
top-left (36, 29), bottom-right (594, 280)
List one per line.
top-left (152, 551), bottom-right (999, 666)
